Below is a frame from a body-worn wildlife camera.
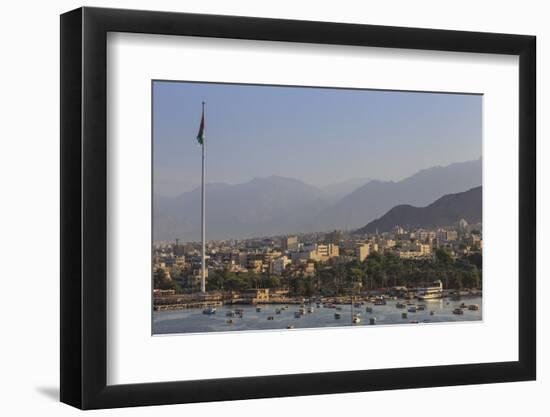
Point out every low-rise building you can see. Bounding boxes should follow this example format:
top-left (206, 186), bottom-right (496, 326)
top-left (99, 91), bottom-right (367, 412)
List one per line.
top-left (270, 256), bottom-right (291, 275)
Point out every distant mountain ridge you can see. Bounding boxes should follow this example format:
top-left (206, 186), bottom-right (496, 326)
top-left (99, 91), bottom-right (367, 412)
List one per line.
top-left (154, 158), bottom-right (482, 241)
top-left (310, 158), bottom-right (482, 231)
top-left (154, 175), bottom-right (329, 241)
top-left (356, 186), bottom-right (482, 234)
top-left (320, 177), bottom-right (371, 202)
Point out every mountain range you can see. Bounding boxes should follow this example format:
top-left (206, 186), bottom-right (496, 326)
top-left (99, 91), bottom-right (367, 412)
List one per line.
top-left (356, 186), bottom-right (482, 234)
top-left (153, 158), bottom-right (482, 241)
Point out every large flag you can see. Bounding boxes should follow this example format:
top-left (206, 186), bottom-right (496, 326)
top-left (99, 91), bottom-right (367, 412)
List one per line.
top-left (196, 105), bottom-right (205, 145)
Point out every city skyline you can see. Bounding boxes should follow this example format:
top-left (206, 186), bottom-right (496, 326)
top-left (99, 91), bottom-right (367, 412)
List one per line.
top-left (153, 81), bottom-right (482, 197)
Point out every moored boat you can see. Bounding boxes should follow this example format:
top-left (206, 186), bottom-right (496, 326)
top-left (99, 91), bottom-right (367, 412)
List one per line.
top-left (417, 280), bottom-right (443, 300)
top-left (203, 307), bottom-right (216, 315)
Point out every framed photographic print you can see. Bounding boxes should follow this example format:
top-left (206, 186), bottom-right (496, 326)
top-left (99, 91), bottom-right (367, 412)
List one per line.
top-left (60, 6), bottom-right (536, 409)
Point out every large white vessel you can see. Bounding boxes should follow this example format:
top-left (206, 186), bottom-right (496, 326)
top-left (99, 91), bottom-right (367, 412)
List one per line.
top-left (416, 280), bottom-right (443, 300)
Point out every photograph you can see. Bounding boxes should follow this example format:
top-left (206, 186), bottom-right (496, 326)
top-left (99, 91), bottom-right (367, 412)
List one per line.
top-left (152, 81), bottom-right (483, 334)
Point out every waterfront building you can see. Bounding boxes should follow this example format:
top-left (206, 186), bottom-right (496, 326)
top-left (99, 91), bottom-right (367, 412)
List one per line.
top-left (316, 243), bottom-right (340, 260)
top-left (396, 242), bottom-right (432, 259)
top-left (303, 261), bottom-right (316, 277)
top-left (415, 229), bottom-right (437, 241)
top-left (356, 243), bottom-right (370, 262)
top-left (247, 258), bottom-right (264, 273)
top-left (282, 235), bottom-right (299, 251)
top-left (270, 256), bottom-right (291, 275)
top-left (186, 267), bottom-right (208, 289)
top-left (437, 229), bottom-right (458, 241)
top-left (291, 249), bottom-right (318, 262)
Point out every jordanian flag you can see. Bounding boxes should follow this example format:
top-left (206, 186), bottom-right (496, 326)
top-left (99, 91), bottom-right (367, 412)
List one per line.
top-left (196, 104), bottom-right (205, 145)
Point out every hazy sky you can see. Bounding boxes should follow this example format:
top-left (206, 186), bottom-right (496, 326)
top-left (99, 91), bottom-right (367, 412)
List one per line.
top-left (153, 81), bottom-right (482, 197)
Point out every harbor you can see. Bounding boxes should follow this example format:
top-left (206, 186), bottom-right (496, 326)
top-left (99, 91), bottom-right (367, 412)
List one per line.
top-left (153, 294), bottom-right (482, 334)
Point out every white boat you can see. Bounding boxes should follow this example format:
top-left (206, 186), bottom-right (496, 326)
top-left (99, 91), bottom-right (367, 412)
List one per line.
top-left (417, 280), bottom-right (443, 300)
top-left (352, 316), bottom-right (361, 324)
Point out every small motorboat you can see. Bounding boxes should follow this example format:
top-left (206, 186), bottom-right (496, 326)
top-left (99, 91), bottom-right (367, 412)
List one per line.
top-left (294, 311), bottom-right (302, 318)
top-left (366, 306), bottom-right (373, 313)
top-left (256, 307), bottom-right (262, 313)
top-left (352, 315), bottom-right (361, 324)
top-left (408, 306), bottom-right (417, 313)
top-left (267, 316), bottom-right (274, 320)
top-left (468, 304), bottom-right (480, 311)
top-left (287, 324), bottom-right (294, 329)
top-left (369, 317), bottom-right (376, 325)
top-left (203, 307), bottom-right (216, 315)
top-left (401, 312), bottom-right (408, 319)
top-left (453, 308), bottom-right (464, 315)
top-left (334, 313), bottom-right (341, 319)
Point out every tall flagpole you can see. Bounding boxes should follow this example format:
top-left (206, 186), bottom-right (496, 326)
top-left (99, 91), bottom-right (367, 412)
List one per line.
top-left (201, 101), bottom-right (206, 294)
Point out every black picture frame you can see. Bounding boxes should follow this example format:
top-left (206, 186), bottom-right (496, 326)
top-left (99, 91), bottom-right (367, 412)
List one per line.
top-left (60, 6), bottom-right (536, 410)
